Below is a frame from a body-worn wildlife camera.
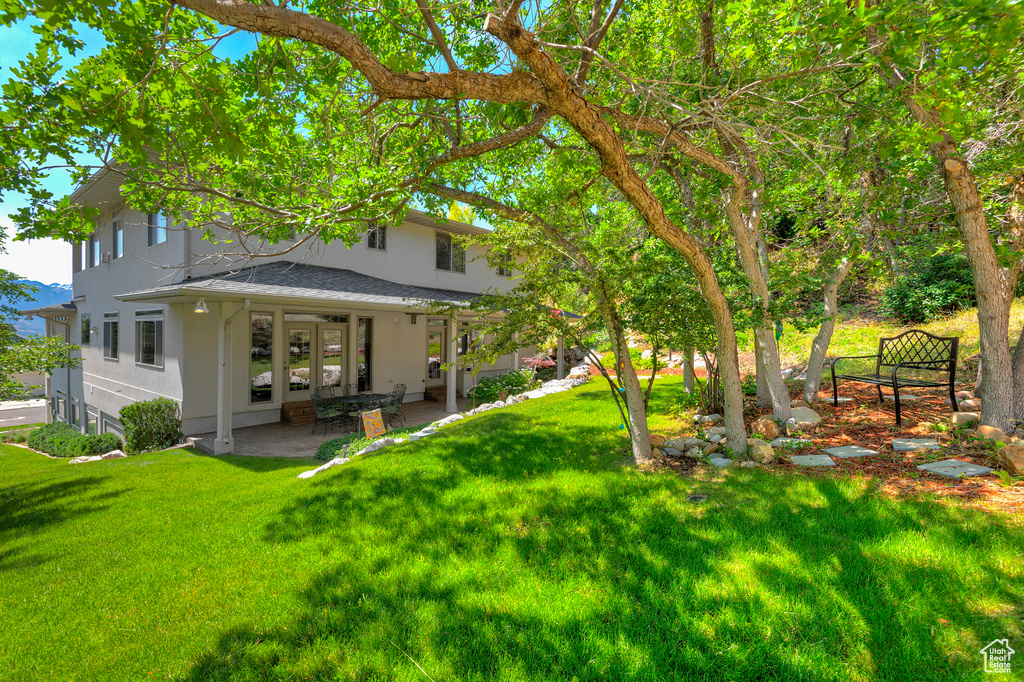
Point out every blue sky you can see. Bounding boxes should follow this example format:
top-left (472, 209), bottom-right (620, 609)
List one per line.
top-left (0, 19), bottom-right (256, 284)
top-left (0, 21), bottom-right (105, 284)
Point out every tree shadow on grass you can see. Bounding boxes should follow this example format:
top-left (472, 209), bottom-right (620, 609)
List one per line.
top-left (181, 411), bottom-right (1024, 681)
top-left (0, 475), bottom-right (127, 572)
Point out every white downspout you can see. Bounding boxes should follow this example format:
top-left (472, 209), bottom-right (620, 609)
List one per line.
top-left (446, 317), bottom-right (458, 413)
top-left (557, 335), bottom-right (565, 380)
top-left (214, 298), bottom-right (250, 455)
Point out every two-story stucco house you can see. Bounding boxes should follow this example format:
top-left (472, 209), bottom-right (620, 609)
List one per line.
top-left (26, 168), bottom-right (541, 454)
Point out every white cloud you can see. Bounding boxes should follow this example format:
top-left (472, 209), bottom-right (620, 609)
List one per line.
top-left (0, 214), bottom-right (72, 285)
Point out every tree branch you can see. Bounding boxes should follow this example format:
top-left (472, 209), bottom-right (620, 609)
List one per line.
top-left (415, 0), bottom-right (460, 73)
top-left (176, 0), bottom-right (547, 103)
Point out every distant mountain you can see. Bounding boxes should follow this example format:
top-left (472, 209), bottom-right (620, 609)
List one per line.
top-left (1, 280), bottom-right (73, 336)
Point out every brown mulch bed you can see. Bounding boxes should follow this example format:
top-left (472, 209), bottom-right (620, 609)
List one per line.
top-left (682, 383), bottom-right (1023, 516)
top-left (763, 385), bottom-right (1023, 515)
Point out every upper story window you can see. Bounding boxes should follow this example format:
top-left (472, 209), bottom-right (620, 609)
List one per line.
top-left (134, 309), bottom-right (164, 368)
top-left (495, 251), bottom-right (514, 277)
top-left (366, 222), bottom-right (386, 251)
top-left (88, 234), bottom-right (100, 268)
top-left (103, 312), bottom-right (119, 360)
top-left (148, 211), bottom-right (168, 246)
top-left (112, 212), bottom-right (123, 259)
top-left (435, 231), bottom-right (465, 273)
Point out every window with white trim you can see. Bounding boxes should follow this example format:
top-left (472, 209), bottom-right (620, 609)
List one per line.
top-left (103, 312), bottom-right (119, 360)
top-left (112, 212), bottom-right (123, 259)
top-left (435, 231), bottom-right (465, 273)
top-left (135, 310), bottom-right (164, 368)
top-left (148, 211), bottom-right (168, 246)
top-left (366, 222), bottom-right (386, 251)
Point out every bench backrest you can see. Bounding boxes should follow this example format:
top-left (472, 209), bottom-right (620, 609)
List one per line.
top-left (876, 329), bottom-right (959, 373)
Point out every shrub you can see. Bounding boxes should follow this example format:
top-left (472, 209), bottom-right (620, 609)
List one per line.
top-left (26, 423), bottom-right (123, 458)
top-left (316, 436), bottom-right (349, 461)
top-left (598, 349), bottom-right (654, 371)
top-left (879, 254), bottom-right (975, 323)
top-left (467, 369), bottom-right (535, 404)
top-left (119, 398), bottom-right (183, 454)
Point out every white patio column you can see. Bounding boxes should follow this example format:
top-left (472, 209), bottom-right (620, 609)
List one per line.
top-left (215, 299), bottom-right (250, 455)
top-left (348, 313), bottom-right (359, 387)
top-left (556, 335), bottom-right (565, 380)
top-left (446, 317), bottom-right (458, 413)
top-left (513, 333), bottom-right (519, 370)
top-left (214, 302), bottom-right (232, 455)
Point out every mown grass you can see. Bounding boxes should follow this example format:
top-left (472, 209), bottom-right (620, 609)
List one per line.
top-left (1, 377), bottom-right (1021, 681)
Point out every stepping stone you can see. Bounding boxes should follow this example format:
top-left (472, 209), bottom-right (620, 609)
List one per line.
top-left (834, 397), bottom-right (853, 404)
top-left (892, 438), bottom-right (940, 452)
top-left (916, 459), bottom-right (994, 478)
top-left (790, 454), bottom-right (836, 467)
top-left (771, 437), bottom-right (814, 449)
top-left (825, 445), bottom-right (878, 459)
top-left (709, 457), bottom-right (733, 468)
top-left (524, 389), bottom-right (548, 399)
top-left (409, 430), bottom-right (438, 441)
top-left (883, 395), bottom-right (922, 401)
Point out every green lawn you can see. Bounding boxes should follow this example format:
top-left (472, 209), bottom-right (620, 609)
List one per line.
top-left (1, 377), bottom-right (1021, 681)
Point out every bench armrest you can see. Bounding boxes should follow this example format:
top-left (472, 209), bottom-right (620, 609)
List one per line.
top-left (830, 354), bottom-right (879, 371)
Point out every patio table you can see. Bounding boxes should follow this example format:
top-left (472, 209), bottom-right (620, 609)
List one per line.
top-left (333, 393), bottom-right (388, 433)
top-left (333, 393), bottom-right (387, 408)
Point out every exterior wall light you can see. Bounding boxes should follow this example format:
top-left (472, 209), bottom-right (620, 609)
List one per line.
top-left (90, 326), bottom-right (98, 335)
top-left (194, 298), bottom-right (209, 314)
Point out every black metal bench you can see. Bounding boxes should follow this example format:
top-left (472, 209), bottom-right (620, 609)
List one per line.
top-left (830, 329), bottom-right (959, 425)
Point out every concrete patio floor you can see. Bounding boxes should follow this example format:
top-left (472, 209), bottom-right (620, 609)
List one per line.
top-left (192, 397), bottom-right (469, 458)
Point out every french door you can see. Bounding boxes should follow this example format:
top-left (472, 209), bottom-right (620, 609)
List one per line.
top-left (285, 323), bottom-right (347, 401)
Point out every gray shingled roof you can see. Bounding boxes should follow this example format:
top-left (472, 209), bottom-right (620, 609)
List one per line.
top-left (117, 261), bottom-right (482, 308)
top-left (21, 301), bottom-right (77, 316)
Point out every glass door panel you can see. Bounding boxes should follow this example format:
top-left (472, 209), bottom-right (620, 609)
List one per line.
top-left (288, 328), bottom-right (312, 393)
top-left (320, 327), bottom-right (345, 389)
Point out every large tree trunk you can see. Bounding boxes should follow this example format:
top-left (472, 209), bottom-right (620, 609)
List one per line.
top-left (683, 345), bottom-right (695, 393)
top-left (804, 172), bottom-right (874, 403)
top-left (1009, 175), bottom-right (1024, 422)
top-left (1013, 319), bottom-right (1024, 423)
top-left (873, 51), bottom-right (1014, 431)
top-left (597, 288), bottom-right (653, 464)
top-left (804, 255), bottom-right (856, 403)
top-left (938, 155), bottom-right (1013, 431)
top-left (723, 196), bottom-right (792, 421)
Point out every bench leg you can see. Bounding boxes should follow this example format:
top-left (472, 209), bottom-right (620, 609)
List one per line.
top-left (893, 382), bottom-right (902, 426)
top-left (876, 384), bottom-right (884, 404)
top-left (830, 363), bottom-right (839, 406)
top-left (949, 382), bottom-right (959, 412)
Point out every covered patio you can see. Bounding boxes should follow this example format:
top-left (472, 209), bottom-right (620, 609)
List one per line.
top-left (191, 396), bottom-right (469, 458)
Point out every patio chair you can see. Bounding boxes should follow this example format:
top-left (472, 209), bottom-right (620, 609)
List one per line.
top-left (310, 393), bottom-right (344, 436)
top-left (312, 386), bottom-right (335, 402)
top-left (338, 383), bottom-right (357, 397)
top-left (381, 384), bottom-right (407, 427)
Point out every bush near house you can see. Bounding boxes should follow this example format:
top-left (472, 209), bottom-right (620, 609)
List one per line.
top-left (26, 423), bottom-right (122, 458)
top-left (467, 368), bottom-right (535, 404)
top-left (119, 398), bottom-right (183, 454)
